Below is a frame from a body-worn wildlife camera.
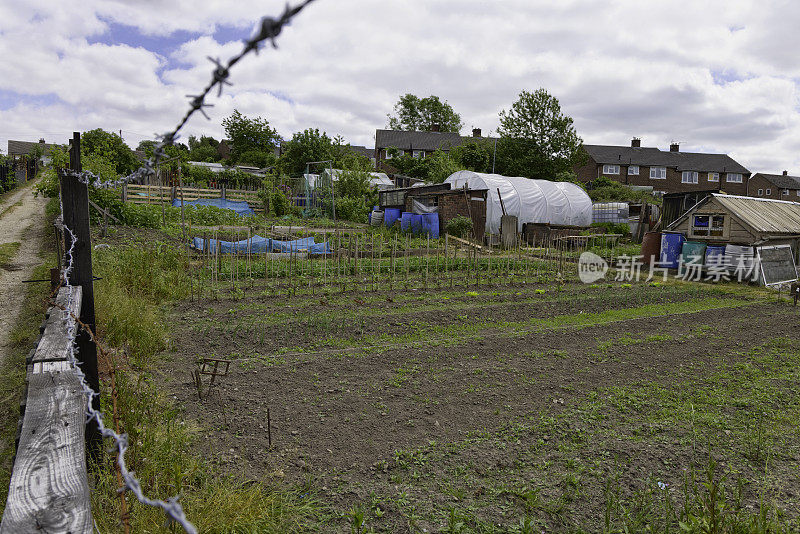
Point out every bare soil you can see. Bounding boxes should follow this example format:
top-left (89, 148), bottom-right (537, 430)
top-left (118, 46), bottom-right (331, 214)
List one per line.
top-left (159, 282), bottom-right (800, 531)
top-left (0, 183), bottom-right (47, 366)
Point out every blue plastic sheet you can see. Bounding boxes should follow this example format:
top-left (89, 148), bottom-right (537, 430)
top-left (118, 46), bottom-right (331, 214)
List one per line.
top-left (172, 197), bottom-right (254, 216)
top-left (192, 235), bottom-right (332, 255)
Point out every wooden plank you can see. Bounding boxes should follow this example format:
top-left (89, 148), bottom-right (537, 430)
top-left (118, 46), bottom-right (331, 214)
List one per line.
top-left (30, 288), bottom-right (82, 365)
top-left (87, 199), bottom-right (121, 224)
top-left (0, 370), bottom-right (92, 534)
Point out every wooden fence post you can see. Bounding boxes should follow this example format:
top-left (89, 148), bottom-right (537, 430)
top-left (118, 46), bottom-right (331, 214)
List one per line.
top-left (63, 131), bottom-right (101, 455)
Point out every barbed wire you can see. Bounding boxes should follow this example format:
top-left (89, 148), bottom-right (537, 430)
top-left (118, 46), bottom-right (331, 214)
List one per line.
top-left (52, 1), bottom-right (317, 531)
top-left (63, 0), bottom-right (316, 190)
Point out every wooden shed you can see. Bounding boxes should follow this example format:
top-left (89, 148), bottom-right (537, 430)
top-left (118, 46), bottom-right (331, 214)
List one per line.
top-left (667, 193), bottom-right (800, 259)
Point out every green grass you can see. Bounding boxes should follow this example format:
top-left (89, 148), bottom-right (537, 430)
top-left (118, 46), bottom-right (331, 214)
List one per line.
top-left (0, 242), bottom-right (20, 266)
top-left (89, 242), bottom-right (323, 531)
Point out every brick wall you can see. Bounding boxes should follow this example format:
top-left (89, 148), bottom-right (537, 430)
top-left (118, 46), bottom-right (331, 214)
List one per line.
top-left (574, 160), bottom-right (750, 195)
top-left (749, 175), bottom-right (800, 200)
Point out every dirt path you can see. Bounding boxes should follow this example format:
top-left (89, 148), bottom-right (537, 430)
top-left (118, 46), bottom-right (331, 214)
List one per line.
top-left (0, 181), bottom-right (47, 366)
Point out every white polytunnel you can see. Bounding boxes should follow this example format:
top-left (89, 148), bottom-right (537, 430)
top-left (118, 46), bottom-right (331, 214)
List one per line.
top-left (444, 171), bottom-right (593, 234)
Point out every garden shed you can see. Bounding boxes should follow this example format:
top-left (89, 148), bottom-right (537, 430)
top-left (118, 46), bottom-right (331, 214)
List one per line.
top-left (667, 194), bottom-right (800, 251)
top-left (667, 194), bottom-right (800, 285)
top-left (444, 171), bottom-right (593, 235)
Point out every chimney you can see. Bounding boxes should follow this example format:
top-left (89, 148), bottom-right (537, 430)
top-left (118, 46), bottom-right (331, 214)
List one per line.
top-left (431, 123), bottom-right (441, 132)
top-left (472, 128), bottom-right (482, 138)
top-left (631, 137), bottom-right (640, 148)
top-left (670, 142), bottom-right (680, 152)
top-left (39, 138), bottom-right (45, 144)
top-left (783, 170), bottom-right (788, 176)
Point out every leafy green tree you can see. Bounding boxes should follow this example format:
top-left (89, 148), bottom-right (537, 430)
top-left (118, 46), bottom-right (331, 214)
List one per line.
top-left (450, 141), bottom-right (494, 174)
top-left (387, 94), bottom-right (463, 132)
top-left (49, 145), bottom-right (69, 169)
top-left (387, 148), bottom-right (463, 183)
top-left (221, 110), bottom-right (280, 164)
top-left (495, 89), bottom-right (584, 180)
top-left (279, 128), bottom-right (351, 176)
top-left (136, 139), bottom-right (188, 171)
top-left (81, 129), bottom-right (139, 174)
top-left (187, 135), bottom-right (220, 163)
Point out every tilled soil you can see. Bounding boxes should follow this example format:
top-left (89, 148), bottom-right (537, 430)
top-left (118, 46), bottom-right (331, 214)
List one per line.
top-left (160, 283), bottom-right (799, 531)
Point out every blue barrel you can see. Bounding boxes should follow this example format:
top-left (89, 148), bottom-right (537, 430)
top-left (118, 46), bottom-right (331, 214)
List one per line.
top-left (659, 231), bottom-right (685, 269)
top-left (705, 245), bottom-right (726, 267)
top-left (400, 212), bottom-right (413, 232)
top-left (384, 208), bottom-right (402, 228)
top-left (421, 213), bottom-right (440, 238)
top-left (411, 214), bottom-right (423, 234)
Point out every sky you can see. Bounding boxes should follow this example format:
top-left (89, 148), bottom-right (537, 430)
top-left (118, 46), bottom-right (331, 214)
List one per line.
top-left (1, 0), bottom-right (800, 174)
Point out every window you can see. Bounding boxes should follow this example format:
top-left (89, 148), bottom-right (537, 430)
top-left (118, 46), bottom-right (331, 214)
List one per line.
top-left (757, 189), bottom-right (763, 196)
top-left (603, 164), bottom-right (620, 175)
top-left (650, 166), bottom-right (666, 179)
top-left (682, 171), bottom-right (699, 184)
top-left (691, 214), bottom-right (725, 238)
top-left (766, 188), bottom-right (771, 196)
top-left (726, 173), bottom-right (743, 183)
top-left (385, 149), bottom-right (393, 160)
top-left (412, 150), bottom-right (425, 158)
top-left (708, 172), bottom-right (719, 182)
top-left (783, 189), bottom-right (790, 196)
top-left (628, 165), bottom-right (639, 175)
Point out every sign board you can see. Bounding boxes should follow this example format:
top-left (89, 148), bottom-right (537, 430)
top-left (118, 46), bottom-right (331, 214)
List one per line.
top-left (757, 245), bottom-right (798, 287)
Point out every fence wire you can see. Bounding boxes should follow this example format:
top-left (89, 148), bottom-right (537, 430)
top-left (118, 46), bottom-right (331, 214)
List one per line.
top-left (52, 1), bottom-right (316, 531)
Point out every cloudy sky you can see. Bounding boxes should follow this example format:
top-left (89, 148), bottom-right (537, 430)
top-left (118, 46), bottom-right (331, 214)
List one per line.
top-left (1, 0), bottom-right (799, 173)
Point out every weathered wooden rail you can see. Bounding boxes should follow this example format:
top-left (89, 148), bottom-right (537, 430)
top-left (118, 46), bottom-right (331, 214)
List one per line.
top-left (1, 287), bottom-right (92, 533)
top-left (122, 183), bottom-right (262, 207)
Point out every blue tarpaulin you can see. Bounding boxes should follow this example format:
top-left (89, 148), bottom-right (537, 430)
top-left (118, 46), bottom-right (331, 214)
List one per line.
top-left (172, 197), bottom-right (255, 216)
top-left (192, 235), bottom-right (332, 255)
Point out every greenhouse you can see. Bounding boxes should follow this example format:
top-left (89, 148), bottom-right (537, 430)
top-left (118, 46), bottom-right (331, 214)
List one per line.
top-left (444, 171), bottom-right (593, 234)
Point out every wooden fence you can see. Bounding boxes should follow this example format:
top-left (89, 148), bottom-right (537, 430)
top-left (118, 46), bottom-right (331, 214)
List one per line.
top-left (0, 287), bottom-right (92, 534)
top-left (122, 183), bottom-right (262, 209)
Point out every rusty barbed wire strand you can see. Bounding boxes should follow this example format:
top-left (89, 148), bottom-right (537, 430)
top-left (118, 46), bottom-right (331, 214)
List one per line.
top-left (51, 1), bottom-right (317, 531)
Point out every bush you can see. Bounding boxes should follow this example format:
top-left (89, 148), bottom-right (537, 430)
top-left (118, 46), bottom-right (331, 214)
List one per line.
top-left (446, 215), bottom-right (473, 238)
top-left (590, 222), bottom-right (631, 236)
top-left (334, 196), bottom-right (369, 223)
top-left (271, 188), bottom-right (289, 217)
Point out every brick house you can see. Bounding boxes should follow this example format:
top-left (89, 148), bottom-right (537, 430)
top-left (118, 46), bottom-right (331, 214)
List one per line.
top-left (574, 138), bottom-right (750, 195)
top-left (748, 171), bottom-right (800, 201)
top-left (375, 126), bottom-right (496, 173)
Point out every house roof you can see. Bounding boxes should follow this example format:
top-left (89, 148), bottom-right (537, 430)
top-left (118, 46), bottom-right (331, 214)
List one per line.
top-left (751, 173), bottom-right (800, 190)
top-left (584, 144), bottom-right (750, 174)
top-left (348, 145), bottom-right (375, 160)
top-left (376, 130), bottom-right (463, 151)
top-left (8, 140), bottom-right (58, 156)
top-left (669, 193), bottom-right (800, 235)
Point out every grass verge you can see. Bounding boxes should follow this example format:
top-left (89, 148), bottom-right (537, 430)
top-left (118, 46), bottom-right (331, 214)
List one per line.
top-left (0, 242), bottom-right (21, 267)
top-left (90, 241), bottom-right (322, 532)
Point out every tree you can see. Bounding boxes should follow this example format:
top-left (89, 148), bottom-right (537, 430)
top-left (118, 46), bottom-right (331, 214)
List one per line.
top-left (135, 139), bottom-right (188, 171)
top-left (495, 89), bottom-right (584, 180)
top-left (450, 141), bottom-right (494, 174)
top-left (81, 129), bottom-right (139, 174)
top-left (387, 94), bottom-right (463, 132)
top-left (187, 135), bottom-right (220, 163)
top-left (279, 128), bottom-right (350, 176)
top-left (386, 148), bottom-right (463, 183)
top-left (221, 110), bottom-right (280, 164)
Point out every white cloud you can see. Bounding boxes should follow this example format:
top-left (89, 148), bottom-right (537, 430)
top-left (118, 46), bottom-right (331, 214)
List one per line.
top-left (3, 0), bottom-right (800, 173)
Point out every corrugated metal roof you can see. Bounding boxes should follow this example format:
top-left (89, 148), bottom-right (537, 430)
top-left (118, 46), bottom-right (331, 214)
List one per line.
top-left (713, 194), bottom-right (800, 234)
